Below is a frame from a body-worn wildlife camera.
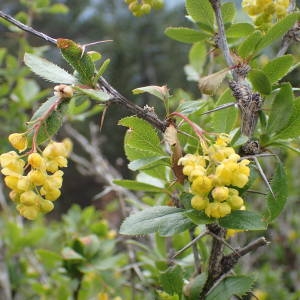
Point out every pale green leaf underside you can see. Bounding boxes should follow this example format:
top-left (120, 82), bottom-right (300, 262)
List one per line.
top-left (128, 156), bottom-right (169, 171)
top-left (119, 206), bottom-right (194, 236)
top-left (24, 53), bottom-right (77, 84)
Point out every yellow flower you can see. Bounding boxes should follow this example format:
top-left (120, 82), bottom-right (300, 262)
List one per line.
top-left (28, 153), bottom-right (45, 169)
top-left (20, 191), bottom-right (39, 206)
top-left (205, 202), bottom-right (231, 218)
top-left (41, 188), bottom-right (61, 201)
top-left (0, 151), bottom-right (25, 172)
top-left (4, 176), bottom-right (20, 190)
top-left (39, 199), bottom-right (54, 213)
top-left (17, 176), bottom-right (31, 191)
top-left (211, 186), bottom-right (229, 202)
top-left (191, 195), bottom-right (209, 210)
top-left (8, 133), bottom-right (28, 152)
top-left (227, 194), bottom-right (244, 210)
top-left (28, 169), bottom-right (46, 186)
top-left (17, 204), bottom-right (39, 220)
top-left (191, 175), bottom-right (213, 195)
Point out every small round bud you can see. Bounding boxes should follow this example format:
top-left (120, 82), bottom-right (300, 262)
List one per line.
top-left (191, 195), bottom-right (208, 210)
top-left (20, 191), bottom-right (39, 206)
top-left (211, 186), bottom-right (229, 202)
top-left (54, 84), bottom-right (73, 98)
top-left (39, 199), bottom-right (54, 213)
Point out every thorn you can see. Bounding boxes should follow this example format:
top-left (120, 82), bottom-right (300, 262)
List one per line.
top-left (80, 40), bottom-right (113, 58)
top-left (253, 156), bottom-right (275, 199)
top-left (201, 102), bottom-right (236, 115)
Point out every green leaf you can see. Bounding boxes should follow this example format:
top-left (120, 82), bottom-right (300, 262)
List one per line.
top-left (206, 276), bottom-right (254, 300)
top-left (221, 2), bottom-right (236, 24)
top-left (119, 116), bottom-right (164, 158)
top-left (275, 97), bottom-right (300, 139)
top-left (265, 161), bottom-right (288, 222)
top-left (27, 96), bottom-right (68, 145)
top-left (57, 38), bottom-right (96, 86)
top-left (212, 88), bottom-right (237, 132)
top-left (75, 87), bottom-right (111, 101)
top-left (185, 210), bottom-right (213, 225)
top-left (189, 42), bottom-right (207, 74)
top-left (128, 156), bottom-right (169, 171)
top-left (188, 273), bottom-right (208, 300)
top-left (267, 83), bottom-right (294, 134)
top-left (185, 0), bottom-right (215, 29)
top-left (219, 210), bottom-right (267, 230)
top-left (35, 249), bottom-right (61, 269)
top-left (113, 179), bottom-right (164, 192)
top-left (119, 206), bottom-right (194, 236)
top-left (177, 100), bottom-right (207, 116)
top-left (61, 247), bottom-right (85, 262)
top-left (94, 58), bottom-right (110, 81)
top-left (238, 30), bottom-right (262, 58)
top-left (132, 85), bottom-right (169, 101)
top-left (164, 27), bottom-right (208, 43)
top-left (256, 13), bottom-right (299, 52)
top-left (159, 265), bottom-right (183, 296)
top-left (24, 53), bottom-right (77, 84)
top-left (248, 69), bottom-right (272, 95)
top-left (262, 55), bottom-right (294, 83)
top-left (226, 23), bottom-right (255, 38)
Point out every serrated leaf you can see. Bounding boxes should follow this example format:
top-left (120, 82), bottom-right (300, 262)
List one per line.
top-left (24, 53), bottom-right (77, 84)
top-left (267, 83), bottom-right (294, 134)
top-left (221, 2), bottom-right (236, 24)
top-left (262, 55), bottom-right (294, 83)
top-left (274, 97), bottom-right (300, 139)
top-left (212, 88), bottom-right (237, 132)
top-left (119, 206), bottom-right (194, 236)
top-left (238, 30), bottom-right (262, 58)
top-left (248, 69), bottom-right (272, 95)
top-left (256, 13), bottom-right (299, 53)
top-left (128, 156), bottom-right (169, 171)
top-left (219, 210), bottom-right (267, 230)
top-left (264, 161), bottom-right (288, 222)
top-left (160, 265), bottom-right (183, 296)
top-left (119, 116), bottom-right (164, 157)
top-left (189, 42), bottom-right (207, 74)
top-left (132, 85), bottom-right (169, 101)
top-left (113, 179), bottom-right (164, 192)
top-left (226, 23), bottom-right (255, 38)
top-left (75, 87), bottom-right (111, 101)
top-left (164, 27), bottom-right (208, 43)
top-left (185, 0), bottom-right (214, 29)
top-left (206, 276), bottom-right (254, 300)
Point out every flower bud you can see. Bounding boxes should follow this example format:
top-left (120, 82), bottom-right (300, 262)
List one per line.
top-left (212, 186), bottom-right (229, 202)
top-left (8, 133), bottom-right (28, 152)
top-left (39, 200), bottom-right (54, 213)
top-left (20, 191), bottom-right (39, 206)
top-left (191, 195), bottom-right (208, 210)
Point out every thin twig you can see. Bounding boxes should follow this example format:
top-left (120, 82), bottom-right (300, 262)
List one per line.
top-left (0, 10), bottom-right (168, 132)
top-left (172, 230), bottom-right (208, 259)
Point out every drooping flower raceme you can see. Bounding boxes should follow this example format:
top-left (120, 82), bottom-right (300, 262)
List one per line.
top-left (0, 138), bottom-right (72, 220)
top-left (178, 135), bottom-right (250, 219)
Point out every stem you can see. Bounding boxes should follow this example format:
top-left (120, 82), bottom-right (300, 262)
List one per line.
top-left (208, 0), bottom-right (237, 80)
top-left (0, 11), bottom-right (168, 133)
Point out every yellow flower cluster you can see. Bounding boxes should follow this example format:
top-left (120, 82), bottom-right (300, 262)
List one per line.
top-left (124, 0), bottom-right (164, 17)
top-left (178, 135), bottom-right (250, 219)
top-left (0, 138), bottom-right (72, 220)
top-left (242, 0), bottom-right (290, 30)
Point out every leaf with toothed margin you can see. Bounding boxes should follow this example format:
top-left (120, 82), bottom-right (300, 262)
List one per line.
top-left (24, 53), bottom-right (77, 84)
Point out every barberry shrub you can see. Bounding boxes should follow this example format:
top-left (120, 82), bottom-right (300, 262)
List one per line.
top-left (1, 0), bottom-right (300, 299)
